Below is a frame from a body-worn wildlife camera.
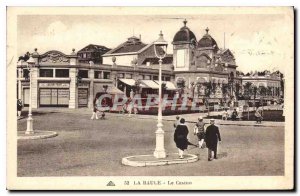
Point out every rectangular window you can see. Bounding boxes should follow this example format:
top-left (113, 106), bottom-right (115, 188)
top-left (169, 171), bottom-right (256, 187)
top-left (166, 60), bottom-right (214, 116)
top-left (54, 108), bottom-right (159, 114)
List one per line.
top-left (125, 73), bottom-right (132, 79)
top-left (23, 69), bottom-right (29, 78)
top-left (55, 69), bottom-right (69, 78)
top-left (176, 49), bottom-right (185, 68)
top-left (94, 71), bottom-right (102, 79)
top-left (78, 70), bottom-right (88, 78)
top-left (153, 75), bottom-right (158, 80)
top-left (119, 73), bottom-right (124, 78)
top-left (83, 53), bottom-right (87, 58)
top-left (165, 77), bottom-right (171, 81)
top-left (40, 69), bottom-right (54, 77)
top-left (103, 72), bottom-right (110, 79)
top-left (144, 75), bottom-right (151, 80)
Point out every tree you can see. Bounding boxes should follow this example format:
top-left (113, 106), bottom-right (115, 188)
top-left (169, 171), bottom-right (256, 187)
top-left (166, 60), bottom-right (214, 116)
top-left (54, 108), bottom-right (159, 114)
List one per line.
top-left (267, 87), bottom-right (273, 97)
top-left (243, 82), bottom-right (253, 100)
top-left (234, 83), bottom-right (241, 99)
top-left (258, 86), bottom-right (267, 97)
top-left (253, 86), bottom-right (258, 99)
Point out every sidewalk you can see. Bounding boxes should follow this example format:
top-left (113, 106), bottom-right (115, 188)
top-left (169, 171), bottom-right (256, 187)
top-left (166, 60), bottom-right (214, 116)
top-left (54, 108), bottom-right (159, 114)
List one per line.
top-left (20, 107), bottom-right (285, 127)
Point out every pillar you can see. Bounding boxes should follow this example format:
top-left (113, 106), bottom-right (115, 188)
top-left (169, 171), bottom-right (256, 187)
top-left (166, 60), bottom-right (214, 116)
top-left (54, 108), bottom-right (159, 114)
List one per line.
top-left (69, 68), bottom-right (78, 109)
top-left (111, 71), bottom-right (118, 87)
top-left (18, 68), bottom-right (22, 100)
top-left (30, 67), bottom-right (38, 109)
top-left (69, 49), bottom-right (78, 109)
top-left (88, 69), bottom-right (94, 109)
top-left (31, 50), bottom-right (39, 109)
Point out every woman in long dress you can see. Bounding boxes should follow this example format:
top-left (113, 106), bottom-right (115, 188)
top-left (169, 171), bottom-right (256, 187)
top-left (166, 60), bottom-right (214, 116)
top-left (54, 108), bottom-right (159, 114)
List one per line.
top-left (174, 118), bottom-right (189, 159)
top-left (91, 93), bottom-right (101, 120)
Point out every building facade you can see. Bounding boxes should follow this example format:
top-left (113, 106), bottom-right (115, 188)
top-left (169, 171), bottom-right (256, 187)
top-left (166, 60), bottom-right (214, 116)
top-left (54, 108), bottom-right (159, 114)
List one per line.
top-left (172, 20), bottom-right (238, 105)
top-left (241, 71), bottom-right (282, 100)
top-left (17, 44), bottom-right (174, 109)
top-left (16, 20), bottom-right (283, 109)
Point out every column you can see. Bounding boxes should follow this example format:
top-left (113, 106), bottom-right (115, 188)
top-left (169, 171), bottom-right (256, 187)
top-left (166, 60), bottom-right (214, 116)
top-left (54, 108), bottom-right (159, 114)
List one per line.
top-left (88, 69), bottom-right (94, 109)
top-left (111, 71), bottom-right (118, 87)
top-left (69, 68), bottom-right (78, 109)
top-left (30, 67), bottom-right (38, 109)
top-left (18, 68), bottom-right (22, 100)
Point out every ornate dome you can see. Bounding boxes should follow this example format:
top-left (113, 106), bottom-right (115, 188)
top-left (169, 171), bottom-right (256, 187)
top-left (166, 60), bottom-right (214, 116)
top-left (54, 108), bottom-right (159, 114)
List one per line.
top-left (198, 27), bottom-right (219, 50)
top-left (172, 20), bottom-right (197, 45)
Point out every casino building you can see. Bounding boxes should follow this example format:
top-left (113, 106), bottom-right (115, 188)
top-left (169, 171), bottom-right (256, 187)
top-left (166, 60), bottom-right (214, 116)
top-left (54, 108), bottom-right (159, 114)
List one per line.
top-left (18, 20), bottom-right (276, 110)
top-left (171, 20), bottom-right (239, 105)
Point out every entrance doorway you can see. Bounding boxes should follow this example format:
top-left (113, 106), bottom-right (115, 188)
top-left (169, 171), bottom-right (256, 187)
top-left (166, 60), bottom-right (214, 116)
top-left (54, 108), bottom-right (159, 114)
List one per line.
top-left (39, 89), bottom-right (69, 107)
top-left (78, 89), bottom-right (88, 107)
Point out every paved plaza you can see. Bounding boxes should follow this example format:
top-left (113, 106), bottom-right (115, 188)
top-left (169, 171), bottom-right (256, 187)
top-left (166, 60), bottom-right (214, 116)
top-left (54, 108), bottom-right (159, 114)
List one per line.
top-left (17, 108), bottom-right (284, 176)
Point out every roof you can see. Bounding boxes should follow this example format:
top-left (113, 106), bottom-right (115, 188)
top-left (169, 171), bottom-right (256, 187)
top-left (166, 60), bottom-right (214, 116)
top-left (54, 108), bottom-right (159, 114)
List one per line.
top-left (77, 44), bottom-right (110, 53)
top-left (113, 43), bottom-right (147, 53)
top-left (104, 36), bottom-right (148, 55)
top-left (141, 56), bottom-right (173, 65)
top-left (173, 20), bottom-right (197, 44)
top-left (197, 28), bottom-right (218, 50)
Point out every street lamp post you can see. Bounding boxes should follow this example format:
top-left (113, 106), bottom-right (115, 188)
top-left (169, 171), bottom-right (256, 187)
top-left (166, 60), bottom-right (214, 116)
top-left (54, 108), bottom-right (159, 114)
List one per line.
top-left (153, 31), bottom-right (168, 158)
top-left (25, 55), bottom-right (36, 135)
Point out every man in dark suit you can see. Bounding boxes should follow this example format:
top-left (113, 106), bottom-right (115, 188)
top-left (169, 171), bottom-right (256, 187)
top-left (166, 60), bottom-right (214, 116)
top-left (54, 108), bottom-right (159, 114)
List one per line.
top-left (205, 119), bottom-right (221, 161)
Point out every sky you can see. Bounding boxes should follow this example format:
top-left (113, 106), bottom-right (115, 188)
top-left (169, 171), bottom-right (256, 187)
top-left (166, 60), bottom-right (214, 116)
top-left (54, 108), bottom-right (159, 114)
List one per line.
top-left (17, 13), bottom-right (293, 74)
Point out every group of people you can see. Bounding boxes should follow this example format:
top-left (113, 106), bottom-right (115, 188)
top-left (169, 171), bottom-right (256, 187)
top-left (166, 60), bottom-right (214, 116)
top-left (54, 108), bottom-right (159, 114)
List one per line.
top-left (222, 107), bottom-right (263, 123)
top-left (91, 94), bottom-right (139, 119)
top-left (173, 116), bottom-right (222, 161)
top-left (121, 98), bottom-right (138, 117)
top-left (222, 108), bottom-right (238, 121)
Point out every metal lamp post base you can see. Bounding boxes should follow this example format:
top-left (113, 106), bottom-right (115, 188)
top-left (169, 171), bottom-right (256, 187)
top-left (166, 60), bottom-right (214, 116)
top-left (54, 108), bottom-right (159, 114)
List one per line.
top-left (25, 115), bottom-right (34, 135)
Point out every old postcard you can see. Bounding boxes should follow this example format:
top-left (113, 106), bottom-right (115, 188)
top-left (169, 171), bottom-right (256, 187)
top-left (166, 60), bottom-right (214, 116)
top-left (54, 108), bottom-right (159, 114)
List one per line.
top-left (7, 6), bottom-right (294, 190)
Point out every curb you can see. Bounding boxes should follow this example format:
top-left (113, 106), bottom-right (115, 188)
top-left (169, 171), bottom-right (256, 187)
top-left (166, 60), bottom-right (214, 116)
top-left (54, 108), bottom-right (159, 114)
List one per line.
top-left (18, 131), bottom-right (58, 140)
top-left (122, 153), bottom-right (198, 167)
top-left (130, 116), bottom-right (284, 127)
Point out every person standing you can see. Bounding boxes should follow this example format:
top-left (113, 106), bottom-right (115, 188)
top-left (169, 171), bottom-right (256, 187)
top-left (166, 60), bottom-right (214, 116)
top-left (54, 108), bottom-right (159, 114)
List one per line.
top-left (91, 93), bottom-right (100, 120)
top-left (17, 99), bottom-right (23, 117)
top-left (205, 119), bottom-right (221, 161)
top-left (194, 116), bottom-right (206, 149)
top-left (222, 109), bottom-right (229, 120)
top-left (127, 98), bottom-right (133, 117)
top-left (174, 118), bottom-right (189, 159)
top-left (231, 108), bottom-right (238, 121)
top-left (255, 107), bottom-right (263, 123)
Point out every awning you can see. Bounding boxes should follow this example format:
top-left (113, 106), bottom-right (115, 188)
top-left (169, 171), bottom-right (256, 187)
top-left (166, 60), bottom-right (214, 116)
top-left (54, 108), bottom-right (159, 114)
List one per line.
top-left (165, 81), bottom-right (177, 90)
top-left (140, 80), bottom-right (159, 89)
top-left (197, 77), bottom-right (208, 83)
top-left (154, 80), bottom-right (177, 90)
top-left (94, 84), bottom-right (124, 95)
top-left (107, 86), bottom-right (124, 95)
top-left (119, 78), bottom-right (136, 86)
